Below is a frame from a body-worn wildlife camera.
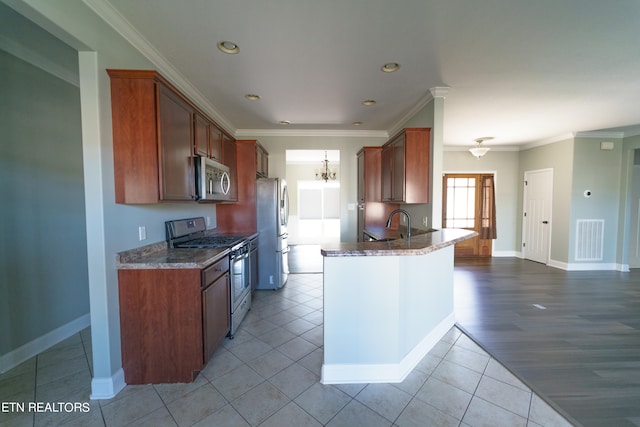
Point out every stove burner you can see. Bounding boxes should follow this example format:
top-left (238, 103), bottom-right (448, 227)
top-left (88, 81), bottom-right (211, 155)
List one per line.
top-left (174, 235), bottom-right (245, 249)
top-left (166, 217), bottom-right (248, 249)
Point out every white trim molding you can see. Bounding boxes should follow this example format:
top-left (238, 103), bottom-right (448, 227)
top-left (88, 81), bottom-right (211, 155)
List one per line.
top-left (91, 369), bottom-right (126, 400)
top-left (0, 313), bottom-right (90, 374)
top-left (234, 128), bottom-right (389, 139)
top-left (548, 259), bottom-right (624, 271)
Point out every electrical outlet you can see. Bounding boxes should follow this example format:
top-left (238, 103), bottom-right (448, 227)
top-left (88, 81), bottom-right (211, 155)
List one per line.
top-left (422, 216), bottom-right (428, 227)
top-left (206, 216), bottom-right (211, 227)
top-left (138, 226), bottom-right (146, 241)
top-left (269, 275), bottom-right (274, 285)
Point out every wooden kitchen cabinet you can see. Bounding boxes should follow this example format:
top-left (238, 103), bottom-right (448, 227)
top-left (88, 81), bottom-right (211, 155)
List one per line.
top-left (222, 134), bottom-right (237, 201)
top-left (158, 84), bottom-right (195, 201)
top-left (216, 140), bottom-right (258, 233)
top-left (256, 142), bottom-right (269, 177)
top-left (357, 147), bottom-right (400, 241)
top-left (108, 69), bottom-right (236, 204)
top-left (194, 114), bottom-right (209, 158)
top-left (358, 147), bottom-right (383, 203)
top-left (118, 256), bottom-right (230, 384)
top-left (108, 70), bottom-right (196, 203)
top-left (202, 258), bottom-right (230, 362)
top-left (381, 128), bottom-right (431, 204)
top-left (194, 113), bottom-right (223, 162)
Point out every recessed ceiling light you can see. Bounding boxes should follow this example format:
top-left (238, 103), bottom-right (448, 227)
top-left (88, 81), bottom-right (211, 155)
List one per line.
top-left (279, 120), bottom-right (291, 125)
top-left (245, 94), bottom-right (261, 101)
top-left (217, 41), bottom-right (239, 54)
top-left (362, 100), bottom-right (376, 106)
top-left (381, 62), bottom-right (400, 73)
top-left (352, 121), bottom-right (363, 126)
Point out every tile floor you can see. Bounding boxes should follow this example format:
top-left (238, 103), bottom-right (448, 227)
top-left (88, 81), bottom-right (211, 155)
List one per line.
top-left (0, 273), bottom-right (574, 426)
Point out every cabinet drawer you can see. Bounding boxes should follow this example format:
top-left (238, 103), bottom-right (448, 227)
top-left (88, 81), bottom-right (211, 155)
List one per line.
top-left (202, 257), bottom-right (229, 287)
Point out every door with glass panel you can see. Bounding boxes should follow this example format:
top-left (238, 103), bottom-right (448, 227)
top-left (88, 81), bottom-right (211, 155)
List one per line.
top-left (443, 174), bottom-right (495, 257)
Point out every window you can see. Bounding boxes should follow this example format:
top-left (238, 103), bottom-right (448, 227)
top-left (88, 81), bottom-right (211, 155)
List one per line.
top-left (444, 176), bottom-right (477, 229)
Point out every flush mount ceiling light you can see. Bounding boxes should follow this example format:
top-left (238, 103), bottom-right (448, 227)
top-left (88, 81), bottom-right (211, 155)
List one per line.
top-left (245, 94), bottom-right (261, 101)
top-left (469, 137), bottom-right (494, 159)
top-left (352, 121), bottom-right (362, 126)
top-left (381, 62), bottom-right (400, 73)
top-left (362, 99), bottom-right (376, 106)
top-left (279, 120), bottom-right (291, 125)
top-left (217, 41), bottom-right (239, 54)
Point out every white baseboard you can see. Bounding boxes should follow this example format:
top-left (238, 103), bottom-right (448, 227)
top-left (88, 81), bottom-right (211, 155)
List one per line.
top-left (492, 250), bottom-right (522, 258)
top-left (0, 313), bottom-right (90, 374)
top-left (91, 368), bottom-right (126, 400)
top-left (320, 313), bottom-right (455, 384)
top-left (548, 259), bottom-right (624, 271)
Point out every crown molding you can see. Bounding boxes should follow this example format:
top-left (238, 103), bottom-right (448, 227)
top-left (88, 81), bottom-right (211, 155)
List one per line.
top-left (429, 86), bottom-right (450, 98)
top-left (519, 132), bottom-right (575, 150)
top-left (574, 131), bottom-right (625, 139)
top-left (386, 92), bottom-right (436, 137)
top-left (234, 128), bottom-right (389, 139)
top-left (82, 0), bottom-right (236, 135)
top-left (444, 145), bottom-right (520, 152)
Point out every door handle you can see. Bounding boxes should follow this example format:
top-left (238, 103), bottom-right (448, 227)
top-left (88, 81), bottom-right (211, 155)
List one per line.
top-left (542, 221), bottom-right (549, 224)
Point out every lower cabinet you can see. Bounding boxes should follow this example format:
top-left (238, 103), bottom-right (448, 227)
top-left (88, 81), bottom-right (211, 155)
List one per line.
top-left (118, 256), bottom-right (230, 384)
top-left (202, 259), bottom-right (230, 362)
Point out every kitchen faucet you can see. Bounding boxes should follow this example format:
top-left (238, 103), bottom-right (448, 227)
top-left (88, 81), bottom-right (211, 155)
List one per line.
top-left (386, 209), bottom-right (411, 239)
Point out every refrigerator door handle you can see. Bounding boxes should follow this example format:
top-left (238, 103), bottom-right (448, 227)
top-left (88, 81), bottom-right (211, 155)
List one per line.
top-left (281, 184), bottom-right (289, 227)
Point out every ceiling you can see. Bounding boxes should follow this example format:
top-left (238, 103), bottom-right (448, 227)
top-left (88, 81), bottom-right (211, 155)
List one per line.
top-left (97, 0), bottom-right (640, 148)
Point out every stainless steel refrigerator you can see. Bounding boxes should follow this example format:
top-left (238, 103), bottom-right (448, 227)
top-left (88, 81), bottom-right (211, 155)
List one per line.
top-left (256, 177), bottom-right (289, 289)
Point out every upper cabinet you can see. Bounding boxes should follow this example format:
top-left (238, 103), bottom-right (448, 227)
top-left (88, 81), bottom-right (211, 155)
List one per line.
top-left (194, 113), bottom-right (223, 162)
top-left (381, 128), bottom-right (431, 204)
top-left (107, 69), bottom-right (235, 204)
top-left (357, 147), bottom-right (383, 203)
top-left (158, 85), bottom-right (195, 202)
top-left (256, 142), bottom-right (269, 178)
top-left (222, 134), bottom-right (237, 202)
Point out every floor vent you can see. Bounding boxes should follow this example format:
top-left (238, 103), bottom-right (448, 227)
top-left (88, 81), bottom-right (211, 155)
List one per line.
top-left (575, 219), bottom-right (604, 261)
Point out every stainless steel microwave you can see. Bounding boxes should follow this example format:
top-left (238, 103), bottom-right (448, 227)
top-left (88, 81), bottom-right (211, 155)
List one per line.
top-left (195, 156), bottom-right (231, 201)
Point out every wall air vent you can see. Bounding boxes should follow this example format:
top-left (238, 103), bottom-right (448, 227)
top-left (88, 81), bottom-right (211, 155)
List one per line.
top-left (575, 219), bottom-right (604, 261)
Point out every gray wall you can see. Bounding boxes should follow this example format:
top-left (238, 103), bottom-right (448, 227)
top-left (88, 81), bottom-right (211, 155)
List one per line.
top-left (0, 8), bottom-right (89, 357)
top-left (0, 62), bottom-right (86, 357)
top-left (570, 137), bottom-right (623, 264)
top-left (518, 138), bottom-right (574, 264)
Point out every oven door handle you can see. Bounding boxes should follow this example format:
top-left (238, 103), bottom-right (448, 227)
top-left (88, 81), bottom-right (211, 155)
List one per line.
top-left (232, 250), bottom-right (250, 261)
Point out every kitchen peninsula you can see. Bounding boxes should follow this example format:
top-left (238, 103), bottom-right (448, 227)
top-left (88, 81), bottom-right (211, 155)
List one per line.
top-left (320, 228), bottom-right (476, 384)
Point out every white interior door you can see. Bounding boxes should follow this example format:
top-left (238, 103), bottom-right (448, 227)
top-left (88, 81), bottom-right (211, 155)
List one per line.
top-left (629, 164), bottom-right (640, 268)
top-left (522, 169), bottom-right (553, 264)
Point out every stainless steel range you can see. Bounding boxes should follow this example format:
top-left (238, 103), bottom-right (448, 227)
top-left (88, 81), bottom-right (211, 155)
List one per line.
top-left (166, 217), bottom-right (253, 338)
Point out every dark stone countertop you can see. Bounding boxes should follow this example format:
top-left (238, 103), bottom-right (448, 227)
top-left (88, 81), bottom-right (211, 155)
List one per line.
top-left (321, 228), bottom-right (477, 257)
top-left (116, 231), bottom-right (258, 269)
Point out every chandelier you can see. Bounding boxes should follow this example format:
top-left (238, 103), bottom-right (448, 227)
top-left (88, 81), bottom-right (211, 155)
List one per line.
top-left (469, 137), bottom-right (494, 159)
top-left (315, 151), bottom-right (337, 182)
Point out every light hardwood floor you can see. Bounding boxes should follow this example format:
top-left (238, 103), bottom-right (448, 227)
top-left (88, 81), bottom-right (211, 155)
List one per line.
top-left (454, 257), bottom-right (640, 427)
